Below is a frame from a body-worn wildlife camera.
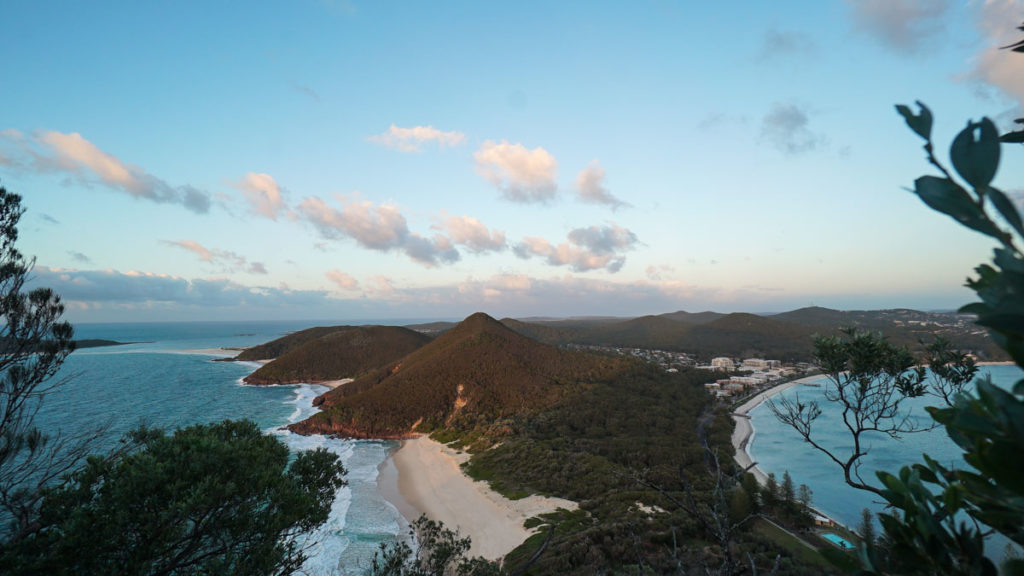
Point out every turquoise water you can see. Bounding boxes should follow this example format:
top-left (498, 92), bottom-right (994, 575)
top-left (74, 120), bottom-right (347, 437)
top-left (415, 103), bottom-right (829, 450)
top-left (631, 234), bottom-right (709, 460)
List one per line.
top-left (748, 365), bottom-right (1023, 544)
top-left (32, 321), bottom-right (416, 575)
top-left (821, 533), bottom-right (854, 549)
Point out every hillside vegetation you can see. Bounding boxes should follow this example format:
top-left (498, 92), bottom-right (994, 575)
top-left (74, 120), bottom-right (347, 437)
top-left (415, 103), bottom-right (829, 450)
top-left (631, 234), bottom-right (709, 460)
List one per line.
top-left (243, 326), bottom-right (431, 385)
top-left (497, 307), bottom-right (1002, 362)
top-left (288, 313), bottom-right (633, 438)
top-left (234, 326), bottom-right (352, 361)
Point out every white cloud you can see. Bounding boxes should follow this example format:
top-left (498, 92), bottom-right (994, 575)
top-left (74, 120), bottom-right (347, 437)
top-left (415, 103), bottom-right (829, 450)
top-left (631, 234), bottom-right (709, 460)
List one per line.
top-left (229, 172), bottom-right (290, 220)
top-left (297, 194), bottom-right (460, 267)
top-left (575, 161), bottom-right (628, 210)
top-left (759, 102), bottom-right (827, 155)
top-left (965, 0), bottom-right (1024, 106)
top-left (436, 214), bottom-right (507, 253)
top-left (368, 124), bottom-right (466, 152)
top-left (846, 0), bottom-right (951, 54)
top-left (474, 140), bottom-right (558, 203)
top-left (513, 223), bottom-right (638, 273)
top-left (0, 130), bottom-right (211, 213)
top-left (163, 240), bottom-right (268, 274)
top-left (325, 269), bottom-right (360, 291)
top-left (31, 267), bottom-right (332, 319)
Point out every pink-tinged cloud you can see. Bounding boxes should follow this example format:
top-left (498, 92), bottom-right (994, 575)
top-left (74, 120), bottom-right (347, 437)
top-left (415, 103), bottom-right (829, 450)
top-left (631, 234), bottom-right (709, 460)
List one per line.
top-left (474, 140), bottom-right (558, 203)
top-left (846, 0), bottom-right (950, 54)
top-left (325, 269), bottom-right (360, 290)
top-left (0, 130), bottom-right (211, 213)
top-left (966, 0), bottom-right (1024, 106)
top-left (513, 223), bottom-right (639, 273)
top-left (162, 240), bottom-right (268, 274)
top-left (230, 172), bottom-right (290, 220)
top-left (297, 194), bottom-right (460, 267)
top-left (436, 214), bottom-right (507, 253)
top-left (575, 161), bottom-right (628, 210)
top-left (368, 124), bottom-right (466, 152)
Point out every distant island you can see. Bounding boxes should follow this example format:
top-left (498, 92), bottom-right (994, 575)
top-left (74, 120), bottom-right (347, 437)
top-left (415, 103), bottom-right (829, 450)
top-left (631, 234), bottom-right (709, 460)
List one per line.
top-left (74, 339), bottom-right (135, 349)
top-left (0, 338), bottom-right (134, 352)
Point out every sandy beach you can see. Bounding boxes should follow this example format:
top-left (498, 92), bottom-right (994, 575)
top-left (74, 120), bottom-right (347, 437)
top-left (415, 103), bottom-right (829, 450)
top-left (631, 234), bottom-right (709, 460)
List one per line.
top-left (385, 436), bottom-right (577, 560)
top-left (731, 374), bottom-right (824, 485)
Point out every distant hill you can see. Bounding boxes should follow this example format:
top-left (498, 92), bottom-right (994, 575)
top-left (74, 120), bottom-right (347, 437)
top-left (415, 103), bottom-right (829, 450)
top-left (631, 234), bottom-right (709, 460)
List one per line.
top-left (658, 310), bottom-right (725, 325)
top-left (493, 306), bottom-right (1003, 362)
top-left (288, 312), bottom-right (633, 438)
top-left (234, 326), bottom-right (351, 361)
top-left (243, 326), bottom-right (431, 385)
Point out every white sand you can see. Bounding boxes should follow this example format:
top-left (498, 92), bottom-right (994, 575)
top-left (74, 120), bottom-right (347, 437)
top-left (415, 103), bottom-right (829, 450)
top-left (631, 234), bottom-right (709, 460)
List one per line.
top-left (391, 436), bottom-right (577, 560)
top-left (731, 374), bottom-right (824, 485)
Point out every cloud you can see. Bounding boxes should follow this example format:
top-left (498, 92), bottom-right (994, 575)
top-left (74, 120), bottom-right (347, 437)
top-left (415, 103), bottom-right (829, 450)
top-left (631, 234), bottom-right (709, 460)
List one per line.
top-left (846, 0), bottom-right (950, 54)
top-left (513, 223), bottom-right (638, 273)
top-left (31, 267), bottom-right (332, 318)
top-left (163, 240), bottom-right (268, 274)
top-left (474, 140), bottom-right (558, 203)
top-left (229, 172), bottom-right (291, 220)
top-left (964, 0), bottom-right (1024, 107)
top-left (575, 161), bottom-right (629, 210)
top-left (67, 251), bottom-right (91, 263)
top-left (0, 130), bottom-right (212, 213)
top-left (759, 102), bottom-right (827, 155)
top-left (645, 264), bottom-right (675, 281)
top-left (436, 214), bottom-right (507, 253)
top-left (297, 194), bottom-right (460, 267)
top-left (759, 28), bottom-right (817, 60)
top-left (368, 125), bottom-right (466, 152)
top-left (325, 269), bottom-right (359, 291)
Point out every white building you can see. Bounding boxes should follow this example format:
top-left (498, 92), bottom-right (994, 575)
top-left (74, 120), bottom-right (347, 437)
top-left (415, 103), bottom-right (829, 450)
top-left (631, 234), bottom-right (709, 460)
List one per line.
top-left (710, 357), bottom-right (735, 371)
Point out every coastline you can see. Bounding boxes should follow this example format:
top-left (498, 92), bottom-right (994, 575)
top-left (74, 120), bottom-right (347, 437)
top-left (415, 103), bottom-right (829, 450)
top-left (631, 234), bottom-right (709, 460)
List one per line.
top-left (731, 374), bottom-right (824, 485)
top-left (385, 435), bottom-right (577, 561)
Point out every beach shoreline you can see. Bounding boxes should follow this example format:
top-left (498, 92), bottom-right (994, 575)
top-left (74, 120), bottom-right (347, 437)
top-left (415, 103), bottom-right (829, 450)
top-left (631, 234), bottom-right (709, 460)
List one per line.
top-left (731, 374), bottom-right (824, 485)
top-left (387, 435), bottom-right (577, 561)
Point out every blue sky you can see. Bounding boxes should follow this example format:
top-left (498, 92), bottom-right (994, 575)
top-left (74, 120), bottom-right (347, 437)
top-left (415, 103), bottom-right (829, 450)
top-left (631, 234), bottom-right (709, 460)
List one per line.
top-left (3, 0), bottom-right (1023, 322)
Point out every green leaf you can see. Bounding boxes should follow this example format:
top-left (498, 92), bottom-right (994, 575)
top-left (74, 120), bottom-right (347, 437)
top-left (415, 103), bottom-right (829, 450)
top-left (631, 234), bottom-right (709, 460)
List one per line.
top-left (896, 101), bottom-right (934, 140)
top-left (987, 187), bottom-right (1024, 237)
top-left (1002, 130), bottom-right (1024, 144)
top-left (975, 313), bottom-right (1024, 336)
top-left (951, 119), bottom-right (1001, 191)
top-left (913, 176), bottom-right (1004, 240)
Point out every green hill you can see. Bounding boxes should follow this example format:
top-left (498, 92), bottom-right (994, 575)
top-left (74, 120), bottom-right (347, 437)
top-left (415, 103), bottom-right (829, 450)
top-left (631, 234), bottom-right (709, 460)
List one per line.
top-left (243, 326), bottom-right (431, 385)
top-left (234, 326), bottom-right (351, 361)
top-left (288, 312), bottom-right (633, 438)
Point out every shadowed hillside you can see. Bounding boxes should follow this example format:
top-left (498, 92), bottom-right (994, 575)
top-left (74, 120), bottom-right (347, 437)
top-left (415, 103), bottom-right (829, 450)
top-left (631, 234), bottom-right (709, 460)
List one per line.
top-left (288, 312), bottom-right (633, 438)
top-left (243, 326), bottom-right (431, 385)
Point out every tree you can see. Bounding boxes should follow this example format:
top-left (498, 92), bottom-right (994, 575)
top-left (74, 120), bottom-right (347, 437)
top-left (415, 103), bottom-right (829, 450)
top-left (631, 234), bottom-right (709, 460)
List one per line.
top-left (796, 484), bottom-right (812, 509)
top-left (0, 185), bottom-right (101, 541)
top-left (370, 515), bottom-right (501, 576)
top-left (767, 328), bottom-right (969, 496)
top-left (0, 419), bottom-right (347, 575)
top-left (856, 508), bottom-right (875, 547)
top-left (780, 471), bottom-right (795, 512)
top-left (826, 42), bottom-right (1024, 573)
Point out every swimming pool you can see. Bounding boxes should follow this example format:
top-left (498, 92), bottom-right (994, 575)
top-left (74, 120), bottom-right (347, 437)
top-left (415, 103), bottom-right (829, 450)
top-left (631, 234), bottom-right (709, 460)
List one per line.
top-left (821, 532), bottom-right (854, 549)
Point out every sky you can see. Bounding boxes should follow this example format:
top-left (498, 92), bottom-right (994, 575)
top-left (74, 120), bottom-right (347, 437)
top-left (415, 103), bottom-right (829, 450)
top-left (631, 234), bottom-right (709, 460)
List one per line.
top-left (3, 0), bottom-right (1024, 323)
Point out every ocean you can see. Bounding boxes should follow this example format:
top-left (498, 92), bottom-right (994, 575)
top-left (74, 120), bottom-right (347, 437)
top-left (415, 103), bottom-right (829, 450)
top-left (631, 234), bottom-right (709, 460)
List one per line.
top-left (33, 320), bottom-right (426, 575)
top-left (748, 365), bottom-right (1023, 549)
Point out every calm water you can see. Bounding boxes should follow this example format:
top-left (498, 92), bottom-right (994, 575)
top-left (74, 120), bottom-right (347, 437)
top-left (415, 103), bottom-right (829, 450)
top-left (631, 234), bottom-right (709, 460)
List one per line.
top-left (749, 365), bottom-right (1023, 543)
top-left (33, 320), bottom-right (419, 575)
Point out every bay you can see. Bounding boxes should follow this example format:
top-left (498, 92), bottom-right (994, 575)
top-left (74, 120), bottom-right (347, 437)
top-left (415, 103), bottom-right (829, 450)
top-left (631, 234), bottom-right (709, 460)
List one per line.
top-left (30, 320), bottom-right (430, 575)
